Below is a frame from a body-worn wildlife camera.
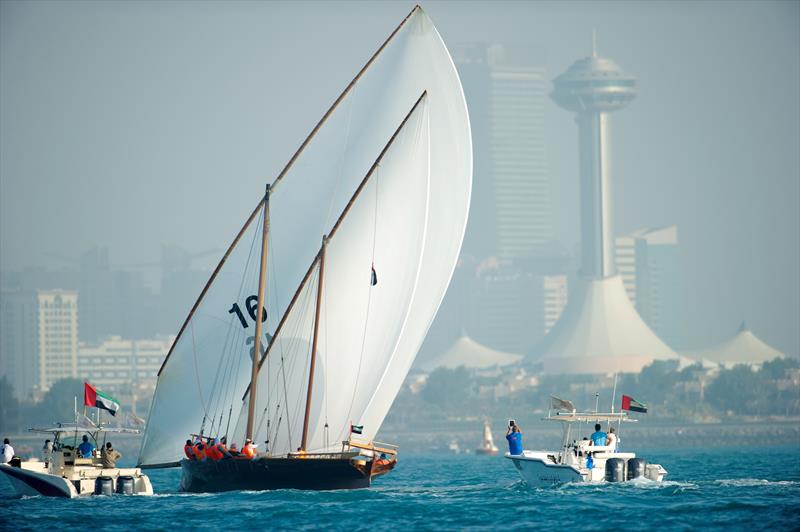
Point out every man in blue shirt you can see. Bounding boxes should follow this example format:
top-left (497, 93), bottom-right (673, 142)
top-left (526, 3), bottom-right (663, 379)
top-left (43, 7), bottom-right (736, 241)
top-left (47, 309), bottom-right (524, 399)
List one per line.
top-left (590, 424), bottom-right (607, 447)
top-left (506, 423), bottom-right (523, 455)
top-left (77, 435), bottom-right (95, 458)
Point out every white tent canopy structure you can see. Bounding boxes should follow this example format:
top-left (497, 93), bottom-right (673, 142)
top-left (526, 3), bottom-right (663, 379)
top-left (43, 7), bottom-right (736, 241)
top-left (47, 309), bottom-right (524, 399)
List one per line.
top-left (684, 321), bottom-right (785, 368)
top-left (530, 276), bottom-right (678, 374)
top-left (423, 335), bottom-right (522, 371)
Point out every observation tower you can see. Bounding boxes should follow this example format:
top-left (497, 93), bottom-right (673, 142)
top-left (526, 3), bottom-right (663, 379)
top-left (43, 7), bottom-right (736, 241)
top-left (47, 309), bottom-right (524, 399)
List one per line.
top-left (532, 45), bottom-right (677, 374)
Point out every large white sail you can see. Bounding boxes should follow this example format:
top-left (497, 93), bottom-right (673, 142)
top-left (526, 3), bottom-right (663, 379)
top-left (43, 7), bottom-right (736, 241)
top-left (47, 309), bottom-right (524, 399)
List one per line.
top-left (232, 95), bottom-right (431, 454)
top-left (139, 7), bottom-right (471, 467)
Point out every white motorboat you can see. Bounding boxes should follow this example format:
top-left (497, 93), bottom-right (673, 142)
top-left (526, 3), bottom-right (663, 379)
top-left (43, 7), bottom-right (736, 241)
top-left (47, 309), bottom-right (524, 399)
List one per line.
top-left (0, 424), bottom-right (153, 498)
top-left (506, 403), bottom-right (667, 487)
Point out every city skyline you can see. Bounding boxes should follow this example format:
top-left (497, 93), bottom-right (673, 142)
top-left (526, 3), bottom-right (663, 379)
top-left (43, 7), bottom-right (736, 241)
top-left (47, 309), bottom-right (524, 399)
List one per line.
top-left (1, 1), bottom-right (798, 358)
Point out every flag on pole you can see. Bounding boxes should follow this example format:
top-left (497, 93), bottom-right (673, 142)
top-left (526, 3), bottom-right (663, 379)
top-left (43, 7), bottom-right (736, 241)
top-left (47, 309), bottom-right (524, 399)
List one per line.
top-left (621, 394), bottom-right (647, 413)
top-left (350, 423), bottom-right (364, 435)
top-left (84, 382), bottom-right (120, 416)
top-left (550, 396), bottom-right (576, 412)
top-left (370, 264), bottom-right (378, 286)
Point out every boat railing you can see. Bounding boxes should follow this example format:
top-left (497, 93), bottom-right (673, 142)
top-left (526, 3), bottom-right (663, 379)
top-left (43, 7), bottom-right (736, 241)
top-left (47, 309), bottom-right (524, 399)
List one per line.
top-left (342, 440), bottom-right (398, 456)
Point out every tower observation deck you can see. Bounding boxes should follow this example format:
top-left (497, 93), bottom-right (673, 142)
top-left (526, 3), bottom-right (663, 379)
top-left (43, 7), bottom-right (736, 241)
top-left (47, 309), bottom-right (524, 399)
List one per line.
top-left (552, 53), bottom-right (636, 278)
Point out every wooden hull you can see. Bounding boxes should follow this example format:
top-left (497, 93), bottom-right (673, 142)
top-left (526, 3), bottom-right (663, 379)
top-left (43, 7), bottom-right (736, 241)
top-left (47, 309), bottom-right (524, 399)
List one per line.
top-left (180, 456), bottom-right (395, 492)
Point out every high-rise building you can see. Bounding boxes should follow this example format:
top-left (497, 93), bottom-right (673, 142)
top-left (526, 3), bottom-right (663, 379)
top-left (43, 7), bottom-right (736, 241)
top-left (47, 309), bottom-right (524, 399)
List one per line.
top-left (37, 290), bottom-right (79, 391)
top-left (454, 44), bottom-right (553, 260)
top-left (616, 226), bottom-right (680, 346)
top-left (0, 289), bottom-right (39, 401)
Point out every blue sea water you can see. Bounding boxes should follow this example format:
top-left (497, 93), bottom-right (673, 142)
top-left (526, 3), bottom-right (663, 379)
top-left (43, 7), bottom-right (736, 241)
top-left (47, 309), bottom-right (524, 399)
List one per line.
top-left (2, 446), bottom-right (799, 531)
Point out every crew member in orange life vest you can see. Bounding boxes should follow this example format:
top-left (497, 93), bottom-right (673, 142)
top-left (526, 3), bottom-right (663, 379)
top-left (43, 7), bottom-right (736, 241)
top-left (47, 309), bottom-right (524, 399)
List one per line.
top-left (241, 438), bottom-right (256, 459)
top-left (184, 439), bottom-right (195, 460)
top-left (192, 438), bottom-right (207, 461)
top-left (205, 438), bottom-right (221, 461)
top-left (214, 437), bottom-right (233, 460)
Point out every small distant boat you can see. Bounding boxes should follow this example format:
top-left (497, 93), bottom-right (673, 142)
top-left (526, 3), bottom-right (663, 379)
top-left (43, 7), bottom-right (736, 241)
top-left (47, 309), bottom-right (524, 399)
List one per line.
top-left (474, 421), bottom-right (499, 455)
top-left (506, 396), bottom-right (667, 487)
top-left (448, 440), bottom-right (461, 455)
top-left (0, 423), bottom-right (152, 498)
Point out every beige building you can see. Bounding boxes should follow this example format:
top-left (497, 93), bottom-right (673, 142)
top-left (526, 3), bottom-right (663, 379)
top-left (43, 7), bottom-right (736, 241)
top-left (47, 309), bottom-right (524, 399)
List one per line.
top-left (37, 290), bottom-right (79, 392)
top-left (78, 335), bottom-right (174, 395)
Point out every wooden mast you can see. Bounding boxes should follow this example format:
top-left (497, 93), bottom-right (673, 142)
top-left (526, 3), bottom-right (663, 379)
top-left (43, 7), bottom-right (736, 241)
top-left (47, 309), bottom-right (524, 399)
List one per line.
top-left (245, 184), bottom-right (271, 441)
top-left (301, 236), bottom-right (327, 451)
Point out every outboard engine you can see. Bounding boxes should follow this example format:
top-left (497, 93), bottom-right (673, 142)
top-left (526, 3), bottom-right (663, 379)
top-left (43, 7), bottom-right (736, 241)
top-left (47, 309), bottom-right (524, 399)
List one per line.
top-left (116, 475), bottom-right (135, 495)
top-left (605, 457), bottom-right (626, 482)
top-left (627, 458), bottom-right (648, 480)
top-left (94, 476), bottom-right (114, 495)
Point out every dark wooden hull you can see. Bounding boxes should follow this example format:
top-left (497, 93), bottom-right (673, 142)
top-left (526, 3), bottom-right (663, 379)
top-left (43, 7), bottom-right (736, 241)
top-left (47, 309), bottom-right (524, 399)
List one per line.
top-left (180, 456), bottom-right (389, 492)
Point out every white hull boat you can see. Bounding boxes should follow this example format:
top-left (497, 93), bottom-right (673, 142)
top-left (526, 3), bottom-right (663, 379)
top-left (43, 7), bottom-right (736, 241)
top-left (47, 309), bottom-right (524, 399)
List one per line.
top-left (506, 403), bottom-right (667, 487)
top-left (0, 423), bottom-right (153, 498)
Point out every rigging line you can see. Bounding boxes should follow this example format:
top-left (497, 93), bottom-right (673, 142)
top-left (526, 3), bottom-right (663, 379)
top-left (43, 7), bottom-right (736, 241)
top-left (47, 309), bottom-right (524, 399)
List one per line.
top-left (189, 321), bottom-right (210, 423)
top-left (341, 167), bottom-right (380, 439)
top-left (269, 4), bottom-right (421, 195)
top-left (218, 209), bottom-right (263, 434)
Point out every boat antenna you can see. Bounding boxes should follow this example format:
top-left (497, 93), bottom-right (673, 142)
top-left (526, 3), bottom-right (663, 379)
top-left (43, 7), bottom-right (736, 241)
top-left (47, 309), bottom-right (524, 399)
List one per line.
top-left (610, 373), bottom-right (618, 414)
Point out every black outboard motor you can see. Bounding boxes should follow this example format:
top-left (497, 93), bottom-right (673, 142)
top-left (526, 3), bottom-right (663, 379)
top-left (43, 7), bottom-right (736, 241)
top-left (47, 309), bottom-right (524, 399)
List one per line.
top-left (605, 457), bottom-right (626, 482)
top-left (627, 458), bottom-right (648, 480)
top-left (116, 475), bottom-right (135, 495)
top-left (94, 476), bottom-right (114, 495)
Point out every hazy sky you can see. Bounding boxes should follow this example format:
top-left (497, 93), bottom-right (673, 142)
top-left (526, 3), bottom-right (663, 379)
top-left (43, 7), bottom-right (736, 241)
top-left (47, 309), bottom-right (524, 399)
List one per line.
top-left (1, 0), bottom-right (798, 355)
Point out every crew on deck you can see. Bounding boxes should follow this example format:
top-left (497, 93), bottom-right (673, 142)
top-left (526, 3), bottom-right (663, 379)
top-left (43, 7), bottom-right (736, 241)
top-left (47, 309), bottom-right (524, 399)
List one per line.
top-left (101, 442), bottom-right (122, 468)
top-left (184, 439), bottom-right (196, 460)
top-left (505, 422), bottom-right (523, 455)
top-left (589, 424), bottom-right (607, 447)
top-left (241, 438), bottom-right (257, 459)
top-left (77, 435), bottom-right (95, 458)
top-left (192, 438), bottom-right (207, 461)
top-left (606, 427), bottom-right (617, 450)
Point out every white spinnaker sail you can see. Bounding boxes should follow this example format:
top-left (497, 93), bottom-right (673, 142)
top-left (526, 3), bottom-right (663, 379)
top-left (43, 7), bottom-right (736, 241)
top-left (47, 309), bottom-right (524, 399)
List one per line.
top-left (138, 7), bottom-right (470, 466)
top-left (232, 96), bottom-right (430, 454)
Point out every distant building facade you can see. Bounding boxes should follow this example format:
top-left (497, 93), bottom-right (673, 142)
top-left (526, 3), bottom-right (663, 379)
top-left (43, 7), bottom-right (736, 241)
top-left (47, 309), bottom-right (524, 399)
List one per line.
top-left (615, 226), bottom-right (680, 346)
top-left (37, 290), bottom-right (79, 392)
top-left (78, 335), bottom-right (174, 396)
top-left (454, 44), bottom-right (553, 260)
top-left (0, 289), bottom-right (39, 400)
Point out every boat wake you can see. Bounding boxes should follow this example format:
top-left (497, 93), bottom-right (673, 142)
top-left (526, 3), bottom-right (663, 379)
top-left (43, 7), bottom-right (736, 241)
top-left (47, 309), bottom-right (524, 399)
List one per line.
top-left (714, 479), bottom-right (798, 488)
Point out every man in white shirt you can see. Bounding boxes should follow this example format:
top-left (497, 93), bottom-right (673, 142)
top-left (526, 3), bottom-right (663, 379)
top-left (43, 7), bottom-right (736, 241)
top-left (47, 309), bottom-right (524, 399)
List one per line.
top-left (606, 427), bottom-right (618, 450)
top-left (1, 438), bottom-right (14, 463)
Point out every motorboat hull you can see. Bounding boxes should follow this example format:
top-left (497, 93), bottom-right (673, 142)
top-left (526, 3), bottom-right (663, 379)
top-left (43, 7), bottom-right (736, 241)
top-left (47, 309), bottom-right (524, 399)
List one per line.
top-left (506, 451), bottom-right (668, 487)
top-left (180, 455), bottom-right (395, 492)
top-left (0, 463), bottom-right (77, 497)
top-left (0, 462), bottom-right (153, 498)
top-left (506, 453), bottom-right (583, 487)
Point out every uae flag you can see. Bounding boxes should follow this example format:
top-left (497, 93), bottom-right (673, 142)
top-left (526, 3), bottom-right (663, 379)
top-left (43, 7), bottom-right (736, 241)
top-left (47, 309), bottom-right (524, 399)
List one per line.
top-left (621, 394), bottom-right (648, 414)
top-left (84, 382), bottom-right (120, 416)
top-left (350, 423), bottom-right (364, 435)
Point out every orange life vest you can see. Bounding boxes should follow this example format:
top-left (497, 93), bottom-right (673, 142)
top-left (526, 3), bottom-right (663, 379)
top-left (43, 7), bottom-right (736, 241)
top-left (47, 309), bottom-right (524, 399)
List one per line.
top-left (241, 443), bottom-right (256, 459)
top-left (193, 442), bottom-right (205, 460)
top-left (184, 444), bottom-right (194, 460)
top-left (215, 443), bottom-right (228, 458)
top-left (205, 443), bottom-right (218, 460)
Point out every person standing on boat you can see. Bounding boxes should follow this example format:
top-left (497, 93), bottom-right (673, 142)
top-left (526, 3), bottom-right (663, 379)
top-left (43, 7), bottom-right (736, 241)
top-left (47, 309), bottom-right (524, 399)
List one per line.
top-left (184, 439), bottom-right (196, 460)
top-left (42, 439), bottom-right (53, 464)
top-left (241, 438), bottom-right (257, 459)
top-left (589, 424), bottom-right (607, 447)
top-left (606, 427), bottom-right (617, 450)
top-left (101, 442), bottom-right (122, 468)
top-left (77, 435), bottom-right (95, 458)
top-left (505, 423), bottom-right (523, 455)
top-left (1, 438), bottom-right (13, 463)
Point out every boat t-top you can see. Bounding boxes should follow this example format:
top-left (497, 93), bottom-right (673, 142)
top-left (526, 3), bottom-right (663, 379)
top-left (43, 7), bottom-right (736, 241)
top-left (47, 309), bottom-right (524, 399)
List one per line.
top-left (506, 397), bottom-right (667, 487)
top-left (0, 422), bottom-right (153, 497)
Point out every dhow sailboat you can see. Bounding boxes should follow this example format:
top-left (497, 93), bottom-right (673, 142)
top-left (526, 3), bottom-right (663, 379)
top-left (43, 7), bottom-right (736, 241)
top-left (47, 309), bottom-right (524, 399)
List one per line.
top-left (137, 5), bottom-right (471, 492)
